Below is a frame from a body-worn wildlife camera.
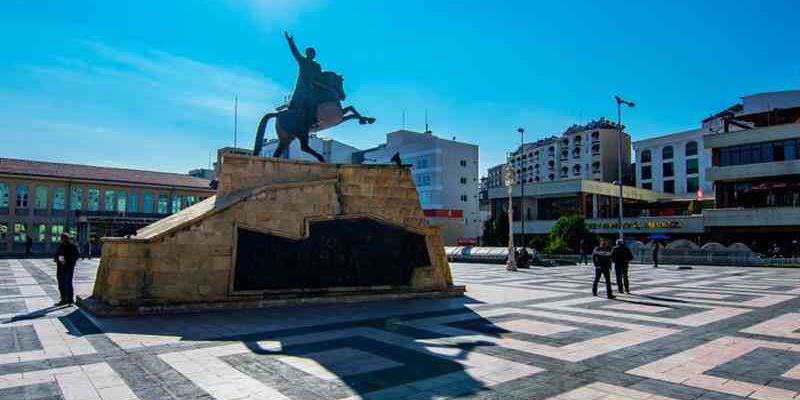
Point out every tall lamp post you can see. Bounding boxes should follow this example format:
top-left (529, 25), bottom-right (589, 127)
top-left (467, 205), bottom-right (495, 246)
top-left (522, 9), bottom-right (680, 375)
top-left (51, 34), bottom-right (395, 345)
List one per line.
top-left (518, 127), bottom-right (525, 248)
top-left (503, 162), bottom-right (517, 271)
top-left (614, 95), bottom-right (635, 241)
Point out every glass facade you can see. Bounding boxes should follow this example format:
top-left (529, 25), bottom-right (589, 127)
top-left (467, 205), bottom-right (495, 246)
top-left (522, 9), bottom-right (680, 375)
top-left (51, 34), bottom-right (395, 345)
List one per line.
top-left (88, 188), bottom-right (100, 211)
top-left (16, 184), bottom-right (29, 208)
top-left (71, 187), bottom-right (83, 210)
top-left (52, 187), bottom-right (66, 210)
top-left (14, 223), bottom-right (26, 242)
top-left (34, 186), bottom-right (48, 209)
top-left (185, 195), bottom-right (196, 207)
top-left (172, 195), bottom-right (183, 213)
top-left (128, 192), bottom-right (138, 212)
top-left (117, 190), bottom-right (127, 213)
top-left (51, 225), bottom-right (64, 243)
top-left (143, 192), bottom-right (154, 213)
top-left (35, 224), bottom-right (46, 242)
top-left (0, 183), bottom-right (8, 208)
top-left (158, 194), bottom-right (168, 214)
top-left (104, 190), bottom-right (116, 212)
top-left (719, 139), bottom-right (800, 166)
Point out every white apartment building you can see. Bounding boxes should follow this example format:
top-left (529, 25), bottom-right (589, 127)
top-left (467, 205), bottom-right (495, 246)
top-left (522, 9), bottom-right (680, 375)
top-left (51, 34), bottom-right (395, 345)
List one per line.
top-left (360, 130), bottom-right (480, 245)
top-left (260, 134), bottom-right (362, 163)
top-left (633, 129), bottom-right (713, 198)
top-left (485, 118), bottom-right (631, 189)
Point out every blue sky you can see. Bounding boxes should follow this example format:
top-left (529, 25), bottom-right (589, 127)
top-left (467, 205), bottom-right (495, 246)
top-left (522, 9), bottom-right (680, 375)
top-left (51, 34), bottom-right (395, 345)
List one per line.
top-left (1, 1), bottom-right (799, 175)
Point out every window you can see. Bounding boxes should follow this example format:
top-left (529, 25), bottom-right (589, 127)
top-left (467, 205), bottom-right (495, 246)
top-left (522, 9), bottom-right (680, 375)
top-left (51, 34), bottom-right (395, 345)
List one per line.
top-left (104, 190), bottom-right (116, 212)
top-left (642, 182), bottom-right (653, 190)
top-left (687, 177), bottom-right (699, 193)
top-left (143, 192), bottom-right (154, 213)
top-left (117, 190), bottom-right (127, 213)
top-left (52, 187), bottom-right (65, 210)
top-left (35, 224), bottom-right (46, 242)
top-left (128, 192), bottom-right (139, 212)
top-left (685, 141), bottom-right (698, 157)
top-left (641, 165), bottom-right (652, 180)
top-left (51, 225), bottom-right (64, 243)
top-left (459, 160), bottom-right (467, 167)
top-left (572, 147), bottom-right (581, 158)
top-left (663, 180), bottom-right (675, 194)
top-left (663, 162), bottom-right (674, 177)
top-left (15, 184), bottom-right (29, 208)
top-left (460, 177), bottom-right (467, 184)
top-left (662, 146), bottom-right (674, 160)
top-left (70, 187), bottom-right (83, 210)
top-left (640, 150), bottom-right (652, 163)
top-left (172, 195), bottom-right (183, 213)
top-left (88, 188), bottom-right (100, 211)
top-left (416, 156), bottom-right (430, 169)
top-left (158, 194), bottom-right (169, 214)
top-left (573, 164), bottom-right (581, 175)
top-left (686, 158), bottom-right (699, 175)
top-left (185, 195), bottom-right (197, 207)
top-left (34, 186), bottom-right (48, 210)
top-left (14, 223), bottom-right (27, 242)
top-left (0, 183), bottom-right (8, 208)
top-left (460, 195), bottom-right (468, 202)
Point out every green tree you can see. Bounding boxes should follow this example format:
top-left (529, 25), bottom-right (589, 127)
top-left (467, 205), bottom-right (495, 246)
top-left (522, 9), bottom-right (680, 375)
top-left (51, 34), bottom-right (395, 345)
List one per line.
top-left (547, 214), bottom-right (594, 253)
top-left (481, 217), bottom-right (497, 246)
top-left (494, 213), bottom-right (509, 246)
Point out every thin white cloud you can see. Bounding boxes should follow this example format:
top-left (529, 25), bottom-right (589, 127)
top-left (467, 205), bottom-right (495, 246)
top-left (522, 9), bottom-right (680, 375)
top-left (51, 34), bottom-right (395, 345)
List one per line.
top-left (230, 0), bottom-right (323, 23)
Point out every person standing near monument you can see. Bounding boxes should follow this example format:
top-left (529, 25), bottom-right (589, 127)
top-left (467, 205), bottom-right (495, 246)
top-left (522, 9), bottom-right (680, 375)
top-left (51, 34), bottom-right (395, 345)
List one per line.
top-left (592, 238), bottom-right (615, 299)
top-left (611, 239), bottom-right (633, 294)
top-left (285, 31), bottom-right (322, 125)
top-left (53, 233), bottom-right (80, 306)
top-left (652, 243), bottom-right (660, 268)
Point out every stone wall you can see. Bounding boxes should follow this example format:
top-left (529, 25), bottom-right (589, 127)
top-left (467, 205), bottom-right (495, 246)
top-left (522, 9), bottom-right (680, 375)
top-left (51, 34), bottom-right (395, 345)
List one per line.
top-left (87, 155), bottom-right (458, 313)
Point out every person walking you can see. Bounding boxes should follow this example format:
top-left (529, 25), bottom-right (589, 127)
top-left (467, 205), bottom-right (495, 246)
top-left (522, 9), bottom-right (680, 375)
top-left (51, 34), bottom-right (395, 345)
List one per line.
top-left (592, 238), bottom-right (615, 299)
top-left (652, 243), bottom-right (660, 268)
top-left (25, 235), bottom-right (33, 258)
top-left (53, 233), bottom-right (80, 306)
top-left (611, 239), bottom-right (634, 294)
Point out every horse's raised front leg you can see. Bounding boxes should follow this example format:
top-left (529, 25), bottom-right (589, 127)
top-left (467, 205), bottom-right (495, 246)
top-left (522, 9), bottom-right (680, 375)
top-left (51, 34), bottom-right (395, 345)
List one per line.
top-left (342, 105), bottom-right (375, 125)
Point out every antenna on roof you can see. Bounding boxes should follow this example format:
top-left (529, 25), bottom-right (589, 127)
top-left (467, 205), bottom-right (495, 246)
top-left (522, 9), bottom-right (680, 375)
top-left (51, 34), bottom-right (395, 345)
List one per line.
top-left (424, 109), bottom-right (431, 134)
top-left (233, 94), bottom-right (239, 148)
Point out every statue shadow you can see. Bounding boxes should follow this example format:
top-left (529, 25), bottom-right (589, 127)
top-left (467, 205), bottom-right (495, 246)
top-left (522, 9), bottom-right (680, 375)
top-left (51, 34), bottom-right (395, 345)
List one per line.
top-left (58, 295), bottom-right (509, 400)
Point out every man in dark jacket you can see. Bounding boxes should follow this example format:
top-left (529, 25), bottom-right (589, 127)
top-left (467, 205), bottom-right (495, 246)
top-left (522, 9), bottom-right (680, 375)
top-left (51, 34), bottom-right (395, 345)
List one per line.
top-left (592, 238), bottom-right (615, 299)
top-left (53, 233), bottom-right (80, 306)
top-left (611, 239), bottom-right (634, 294)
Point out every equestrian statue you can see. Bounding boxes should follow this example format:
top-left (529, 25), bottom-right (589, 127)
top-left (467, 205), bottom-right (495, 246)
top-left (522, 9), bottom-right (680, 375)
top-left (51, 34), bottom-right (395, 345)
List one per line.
top-left (253, 32), bottom-right (375, 162)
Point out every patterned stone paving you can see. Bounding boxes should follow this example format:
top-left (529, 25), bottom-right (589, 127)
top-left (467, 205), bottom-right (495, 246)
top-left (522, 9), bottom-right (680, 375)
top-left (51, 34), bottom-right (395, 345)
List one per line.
top-left (1, 259), bottom-right (800, 399)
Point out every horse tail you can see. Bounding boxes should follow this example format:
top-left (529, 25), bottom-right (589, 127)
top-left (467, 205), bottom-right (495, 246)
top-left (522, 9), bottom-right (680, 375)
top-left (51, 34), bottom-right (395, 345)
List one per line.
top-left (253, 112), bottom-right (278, 156)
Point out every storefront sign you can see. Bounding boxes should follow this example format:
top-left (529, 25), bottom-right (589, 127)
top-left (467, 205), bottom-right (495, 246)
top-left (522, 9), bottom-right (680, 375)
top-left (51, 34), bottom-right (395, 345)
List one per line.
top-left (587, 220), bottom-right (684, 231)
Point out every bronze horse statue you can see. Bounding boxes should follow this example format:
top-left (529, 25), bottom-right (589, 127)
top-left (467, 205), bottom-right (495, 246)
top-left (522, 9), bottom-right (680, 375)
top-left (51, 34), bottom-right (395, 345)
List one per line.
top-left (253, 35), bottom-right (375, 162)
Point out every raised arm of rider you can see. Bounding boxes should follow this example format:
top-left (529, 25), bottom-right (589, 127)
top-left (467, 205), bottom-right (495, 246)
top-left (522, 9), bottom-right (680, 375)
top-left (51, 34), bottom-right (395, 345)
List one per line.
top-left (285, 32), bottom-right (302, 61)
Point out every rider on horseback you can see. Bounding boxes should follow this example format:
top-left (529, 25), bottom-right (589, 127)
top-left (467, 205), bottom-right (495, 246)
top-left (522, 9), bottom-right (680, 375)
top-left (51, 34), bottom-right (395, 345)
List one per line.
top-left (284, 32), bottom-right (321, 126)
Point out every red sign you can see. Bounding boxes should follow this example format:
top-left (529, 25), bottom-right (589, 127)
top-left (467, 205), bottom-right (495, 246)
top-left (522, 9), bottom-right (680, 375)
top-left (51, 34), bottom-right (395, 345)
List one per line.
top-left (423, 209), bottom-right (464, 218)
top-left (457, 237), bottom-right (477, 246)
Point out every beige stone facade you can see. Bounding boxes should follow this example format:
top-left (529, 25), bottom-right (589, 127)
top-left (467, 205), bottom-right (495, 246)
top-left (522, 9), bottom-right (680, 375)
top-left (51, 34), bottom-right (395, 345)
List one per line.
top-left (85, 155), bottom-right (461, 315)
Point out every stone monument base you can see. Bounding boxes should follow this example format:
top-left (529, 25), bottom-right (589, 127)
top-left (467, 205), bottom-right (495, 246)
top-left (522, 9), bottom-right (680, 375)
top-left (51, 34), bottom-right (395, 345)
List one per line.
top-left (80, 155), bottom-right (464, 316)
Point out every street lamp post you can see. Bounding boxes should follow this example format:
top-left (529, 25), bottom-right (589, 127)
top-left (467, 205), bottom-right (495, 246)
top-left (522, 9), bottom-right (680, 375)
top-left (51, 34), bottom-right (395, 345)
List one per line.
top-left (518, 127), bottom-right (525, 248)
top-left (614, 95), bottom-right (635, 241)
top-left (503, 163), bottom-right (517, 271)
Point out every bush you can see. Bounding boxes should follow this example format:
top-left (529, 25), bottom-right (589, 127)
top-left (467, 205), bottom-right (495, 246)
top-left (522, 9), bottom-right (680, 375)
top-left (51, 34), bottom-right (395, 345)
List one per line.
top-left (543, 236), bottom-right (571, 254)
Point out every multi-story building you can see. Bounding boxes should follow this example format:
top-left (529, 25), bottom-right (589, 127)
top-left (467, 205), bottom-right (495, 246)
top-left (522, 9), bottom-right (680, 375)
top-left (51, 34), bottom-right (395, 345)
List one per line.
top-left (358, 130), bottom-right (480, 245)
top-left (260, 134), bottom-right (361, 163)
top-left (633, 128), bottom-right (714, 198)
top-left (485, 118), bottom-right (631, 189)
top-left (703, 89), bottom-right (800, 252)
top-left (0, 158), bottom-right (214, 256)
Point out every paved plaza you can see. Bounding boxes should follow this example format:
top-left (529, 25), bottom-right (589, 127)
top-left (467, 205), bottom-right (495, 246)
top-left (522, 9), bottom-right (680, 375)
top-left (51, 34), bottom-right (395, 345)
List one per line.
top-left (1, 259), bottom-right (800, 399)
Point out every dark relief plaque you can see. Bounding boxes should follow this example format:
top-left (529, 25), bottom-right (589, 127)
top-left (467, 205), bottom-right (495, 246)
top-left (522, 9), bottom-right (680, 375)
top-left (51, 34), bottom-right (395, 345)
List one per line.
top-left (233, 218), bottom-right (431, 291)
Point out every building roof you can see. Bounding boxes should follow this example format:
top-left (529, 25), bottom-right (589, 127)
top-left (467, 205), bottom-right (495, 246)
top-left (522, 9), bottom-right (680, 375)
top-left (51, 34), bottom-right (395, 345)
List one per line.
top-left (0, 158), bottom-right (213, 190)
top-left (633, 128), bottom-right (706, 148)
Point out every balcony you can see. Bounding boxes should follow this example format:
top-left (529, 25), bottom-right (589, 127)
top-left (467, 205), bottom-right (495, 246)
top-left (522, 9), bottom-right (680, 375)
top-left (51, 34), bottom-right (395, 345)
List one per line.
top-left (706, 159), bottom-right (800, 181)
top-left (704, 207), bottom-right (800, 227)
